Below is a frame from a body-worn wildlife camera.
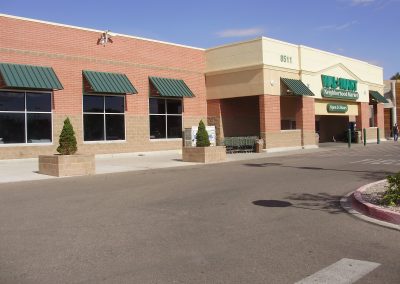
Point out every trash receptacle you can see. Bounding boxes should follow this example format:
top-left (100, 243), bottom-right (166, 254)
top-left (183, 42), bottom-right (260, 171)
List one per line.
top-left (255, 139), bottom-right (264, 153)
top-left (355, 131), bottom-right (361, 144)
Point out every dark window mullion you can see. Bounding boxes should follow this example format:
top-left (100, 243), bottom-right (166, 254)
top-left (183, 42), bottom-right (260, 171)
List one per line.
top-left (103, 96), bottom-right (106, 141)
top-left (24, 91), bottom-right (27, 143)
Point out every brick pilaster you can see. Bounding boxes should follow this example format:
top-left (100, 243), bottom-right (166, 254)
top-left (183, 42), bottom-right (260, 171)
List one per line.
top-left (356, 102), bottom-right (370, 130)
top-left (296, 96), bottom-right (316, 146)
top-left (207, 99), bottom-right (223, 145)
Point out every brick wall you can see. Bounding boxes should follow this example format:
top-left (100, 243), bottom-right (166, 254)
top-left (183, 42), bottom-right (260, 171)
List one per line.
top-left (207, 99), bottom-right (223, 145)
top-left (376, 103), bottom-right (384, 133)
top-left (356, 102), bottom-right (370, 130)
top-left (264, 130), bottom-right (302, 149)
top-left (220, 96), bottom-right (259, 137)
top-left (396, 81), bottom-right (400, 124)
top-left (0, 15), bottom-right (207, 159)
top-left (259, 94), bottom-right (281, 133)
top-left (296, 96), bottom-right (316, 146)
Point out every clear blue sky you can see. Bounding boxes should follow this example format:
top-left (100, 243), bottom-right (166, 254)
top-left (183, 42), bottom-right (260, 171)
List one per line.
top-left (1, 0), bottom-right (399, 79)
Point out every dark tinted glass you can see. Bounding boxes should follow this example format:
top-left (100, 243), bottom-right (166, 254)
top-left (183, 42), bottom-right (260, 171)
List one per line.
top-left (26, 93), bottom-right (51, 112)
top-left (83, 95), bottom-right (104, 113)
top-left (106, 114), bottom-right (125, 140)
top-left (27, 113), bottom-right (52, 143)
top-left (0, 92), bottom-right (25, 111)
top-left (0, 113), bottom-right (25, 143)
top-left (150, 115), bottom-right (166, 139)
top-left (167, 100), bottom-right (182, 114)
top-left (105, 96), bottom-right (124, 113)
top-left (167, 116), bottom-right (182, 138)
top-left (84, 114), bottom-right (104, 141)
top-left (149, 98), bottom-right (165, 114)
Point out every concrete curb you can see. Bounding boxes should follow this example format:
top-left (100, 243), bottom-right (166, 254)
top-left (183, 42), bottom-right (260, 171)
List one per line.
top-left (340, 180), bottom-right (400, 231)
top-left (341, 192), bottom-right (400, 231)
top-left (352, 180), bottom-right (400, 225)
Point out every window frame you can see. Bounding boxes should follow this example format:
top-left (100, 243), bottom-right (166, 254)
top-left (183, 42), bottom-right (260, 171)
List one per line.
top-left (0, 89), bottom-right (53, 146)
top-left (82, 94), bottom-right (126, 143)
top-left (149, 97), bottom-right (183, 140)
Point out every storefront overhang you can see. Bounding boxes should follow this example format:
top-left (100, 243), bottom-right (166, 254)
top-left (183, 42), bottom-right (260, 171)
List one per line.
top-left (369, 91), bottom-right (388, 103)
top-left (281, 78), bottom-right (315, 96)
top-left (149, 76), bottom-right (194, 98)
top-left (0, 62), bottom-right (63, 90)
top-left (83, 70), bottom-right (137, 94)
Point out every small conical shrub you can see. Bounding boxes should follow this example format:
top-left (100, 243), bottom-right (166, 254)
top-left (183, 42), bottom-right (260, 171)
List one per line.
top-left (196, 120), bottom-right (210, 147)
top-left (57, 117), bottom-right (77, 155)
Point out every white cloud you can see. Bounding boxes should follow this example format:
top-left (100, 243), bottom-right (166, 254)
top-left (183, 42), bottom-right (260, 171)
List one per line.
top-left (350, 0), bottom-right (375, 5)
top-left (216, 27), bottom-right (264, 38)
top-left (316, 20), bottom-right (358, 31)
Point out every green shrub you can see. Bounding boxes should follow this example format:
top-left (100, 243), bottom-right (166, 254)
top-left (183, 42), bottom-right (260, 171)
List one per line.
top-left (382, 172), bottom-right (400, 206)
top-left (196, 120), bottom-right (210, 147)
top-left (57, 117), bottom-right (77, 155)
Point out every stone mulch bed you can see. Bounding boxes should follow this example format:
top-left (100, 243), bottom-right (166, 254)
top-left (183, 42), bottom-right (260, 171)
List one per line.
top-left (361, 181), bottom-right (400, 213)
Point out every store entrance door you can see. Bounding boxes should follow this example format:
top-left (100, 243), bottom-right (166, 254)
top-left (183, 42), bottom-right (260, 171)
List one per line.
top-left (316, 115), bottom-right (352, 143)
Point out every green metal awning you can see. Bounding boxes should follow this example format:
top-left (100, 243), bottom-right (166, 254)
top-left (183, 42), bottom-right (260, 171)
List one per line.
top-left (149, 76), bottom-right (194, 98)
top-left (281, 78), bottom-right (315, 96)
top-left (369, 91), bottom-right (388, 103)
top-left (83, 70), bottom-right (137, 94)
top-left (0, 62), bottom-right (63, 90)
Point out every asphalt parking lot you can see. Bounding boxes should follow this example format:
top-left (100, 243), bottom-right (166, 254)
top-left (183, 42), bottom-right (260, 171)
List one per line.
top-left (0, 143), bottom-right (399, 283)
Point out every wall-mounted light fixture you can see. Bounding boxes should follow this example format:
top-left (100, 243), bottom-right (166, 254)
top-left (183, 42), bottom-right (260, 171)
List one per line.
top-left (97, 30), bottom-right (114, 47)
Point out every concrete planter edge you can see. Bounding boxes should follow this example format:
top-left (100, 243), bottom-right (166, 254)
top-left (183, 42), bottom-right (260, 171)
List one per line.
top-left (182, 146), bottom-right (226, 163)
top-left (38, 154), bottom-right (95, 177)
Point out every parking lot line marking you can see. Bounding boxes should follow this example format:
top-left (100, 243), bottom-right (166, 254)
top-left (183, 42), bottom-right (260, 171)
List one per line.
top-left (295, 258), bottom-right (380, 284)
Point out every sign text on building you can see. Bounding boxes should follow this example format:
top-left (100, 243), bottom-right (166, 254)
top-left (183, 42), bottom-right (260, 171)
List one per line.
top-left (327, 103), bottom-right (348, 113)
top-left (321, 75), bottom-right (359, 100)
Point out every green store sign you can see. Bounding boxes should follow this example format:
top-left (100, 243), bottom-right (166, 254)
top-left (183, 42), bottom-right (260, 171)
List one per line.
top-left (327, 103), bottom-right (348, 113)
top-left (321, 75), bottom-right (359, 100)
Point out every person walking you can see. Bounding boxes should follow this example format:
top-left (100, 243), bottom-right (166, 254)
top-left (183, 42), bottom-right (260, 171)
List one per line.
top-left (393, 123), bottom-right (399, 142)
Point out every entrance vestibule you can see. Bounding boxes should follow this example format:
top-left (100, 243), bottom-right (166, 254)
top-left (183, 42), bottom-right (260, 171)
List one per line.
top-left (315, 115), bottom-right (351, 142)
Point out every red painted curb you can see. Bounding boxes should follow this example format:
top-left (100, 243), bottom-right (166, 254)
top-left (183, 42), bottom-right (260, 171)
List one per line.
top-left (352, 180), bottom-right (400, 225)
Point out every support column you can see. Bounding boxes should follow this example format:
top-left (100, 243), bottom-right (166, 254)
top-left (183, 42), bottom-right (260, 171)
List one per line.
top-left (259, 94), bottom-right (280, 148)
top-left (207, 99), bottom-right (223, 145)
top-left (296, 96), bottom-right (316, 148)
top-left (376, 103), bottom-right (384, 139)
top-left (356, 102), bottom-right (370, 131)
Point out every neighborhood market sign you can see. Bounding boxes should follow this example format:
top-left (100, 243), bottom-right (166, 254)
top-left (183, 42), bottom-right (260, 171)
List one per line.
top-left (321, 75), bottom-right (359, 100)
top-left (327, 103), bottom-right (348, 113)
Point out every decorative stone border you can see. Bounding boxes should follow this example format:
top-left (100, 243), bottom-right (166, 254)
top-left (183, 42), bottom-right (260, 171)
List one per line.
top-left (352, 180), bottom-right (400, 225)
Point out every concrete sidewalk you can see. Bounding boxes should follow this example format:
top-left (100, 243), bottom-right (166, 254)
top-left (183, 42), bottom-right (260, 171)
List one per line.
top-left (0, 147), bottom-right (333, 184)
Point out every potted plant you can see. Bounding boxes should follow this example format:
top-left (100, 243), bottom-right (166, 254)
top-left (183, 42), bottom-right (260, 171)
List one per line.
top-left (38, 117), bottom-right (95, 177)
top-left (182, 120), bottom-right (226, 163)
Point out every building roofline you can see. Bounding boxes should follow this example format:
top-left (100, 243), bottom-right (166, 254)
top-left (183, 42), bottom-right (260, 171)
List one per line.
top-left (299, 45), bottom-right (383, 70)
top-left (205, 35), bottom-right (382, 70)
top-left (0, 13), bottom-right (205, 51)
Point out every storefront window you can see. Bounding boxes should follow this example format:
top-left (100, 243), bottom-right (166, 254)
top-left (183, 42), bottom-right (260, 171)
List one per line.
top-left (83, 95), bottom-right (125, 141)
top-left (0, 91), bottom-right (52, 144)
top-left (149, 98), bottom-right (182, 139)
top-left (281, 119), bottom-right (296, 130)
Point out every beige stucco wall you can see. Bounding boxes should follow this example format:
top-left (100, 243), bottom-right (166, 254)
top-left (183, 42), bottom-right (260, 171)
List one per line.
top-left (300, 46), bottom-right (383, 86)
top-left (206, 68), bottom-right (264, 99)
top-left (315, 100), bottom-right (358, 116)
top-left (205, 37), bottom-right (384, 103)
top-left (262, 37), bottom-right (299, 71)
top-left (206, 39), bottom-right (263, 73)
